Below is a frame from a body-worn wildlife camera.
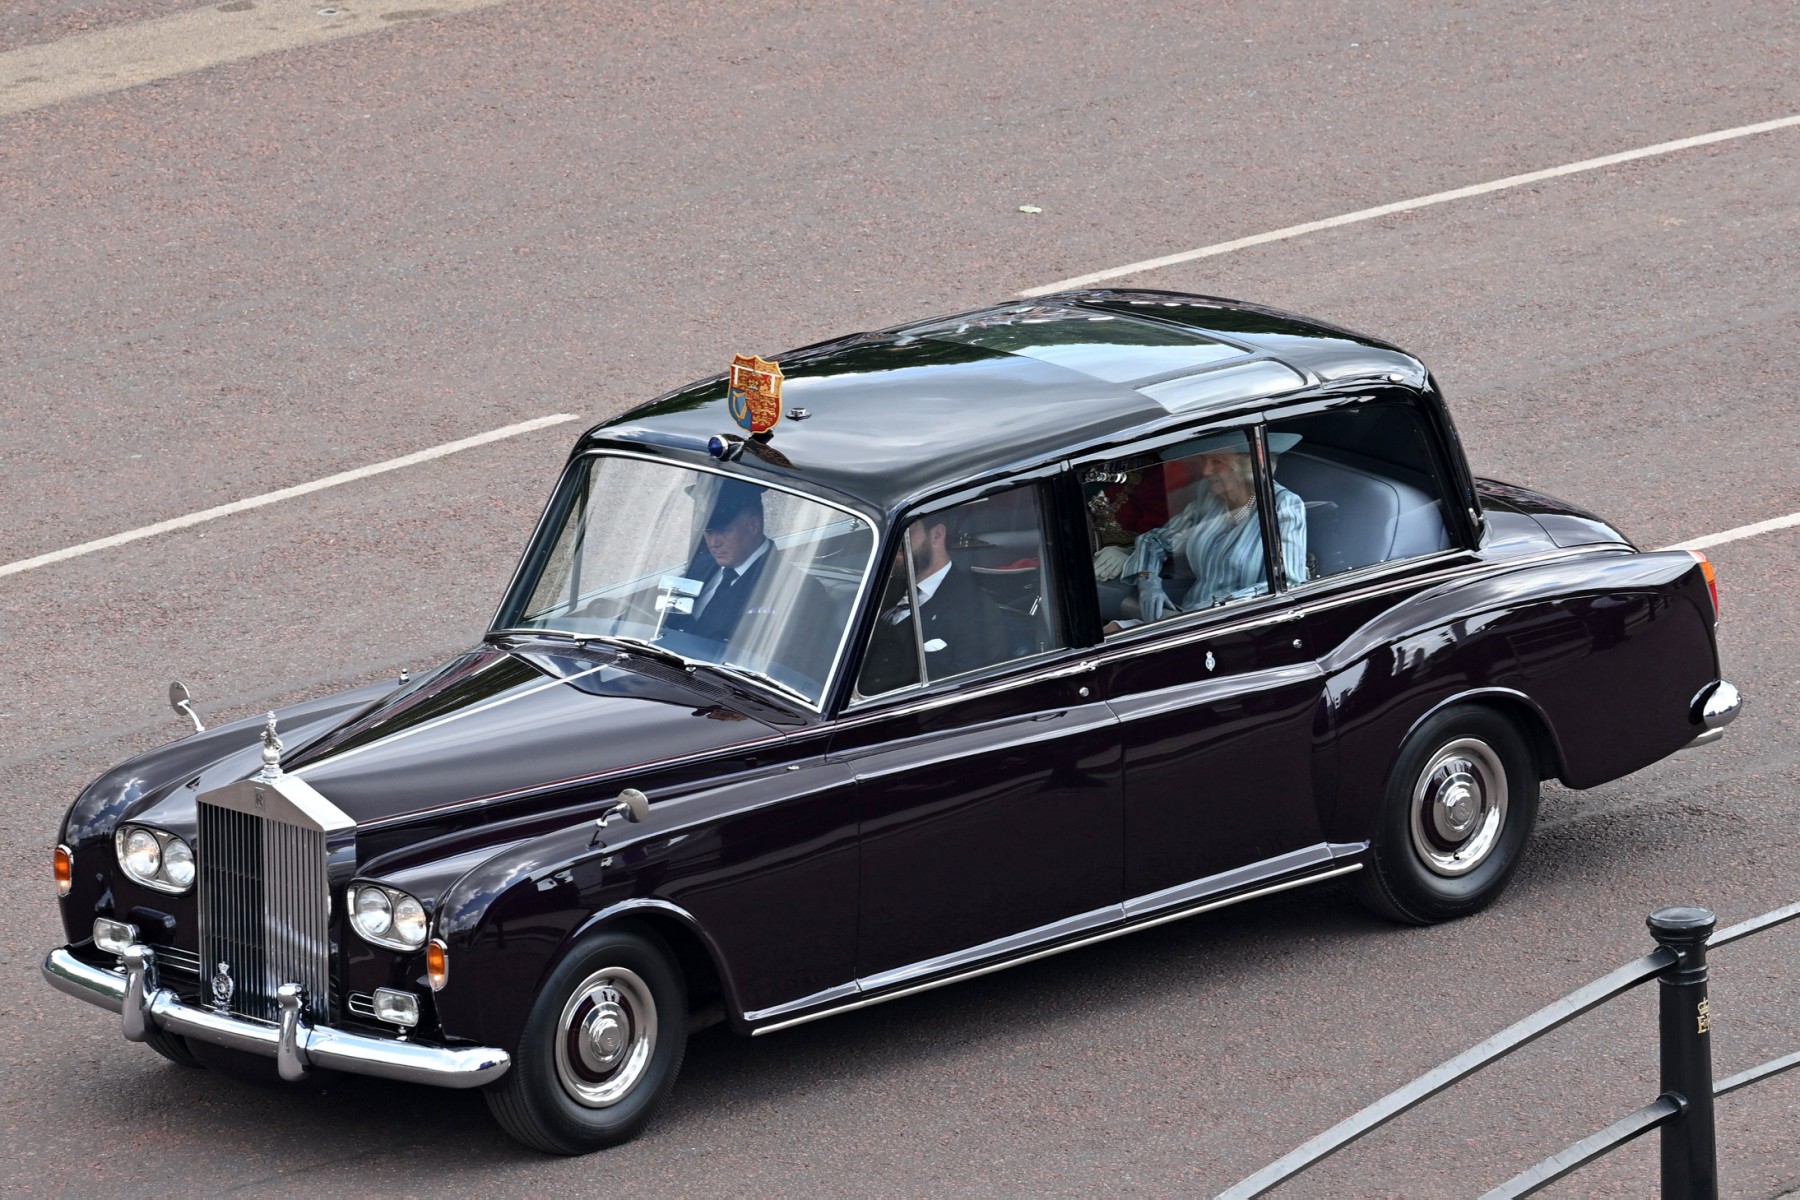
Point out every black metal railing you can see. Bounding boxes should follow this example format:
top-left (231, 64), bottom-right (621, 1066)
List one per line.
top-left (1221, 900), bottom-right (1800, 1199)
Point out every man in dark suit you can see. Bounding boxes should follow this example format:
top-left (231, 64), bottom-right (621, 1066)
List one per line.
top-left (857, 511), bottom-right (1012, 696)
top-left (665, 480), bottom-right (835, 689)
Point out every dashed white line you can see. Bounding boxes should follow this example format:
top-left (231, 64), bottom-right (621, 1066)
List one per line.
top-left (1664, 511), bottom-right (1800, 553)
top-left (0, 413), bottom-right (581, 580)
top-left (8, 103), bottom-right (1800, 587)
top-left (0, 0), bottom-right (518, 119)
top-left (1020, 113), bottom-right (1800, 297)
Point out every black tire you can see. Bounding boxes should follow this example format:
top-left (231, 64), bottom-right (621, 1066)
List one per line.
top-left (183, 1035), bottom-right (338, 1088)
top-left (1353, 705), bottom-right (1540, 925)
top-left (143, 1027), bottom-right (203, 1069)
top-left (485, 927), bottom-right (688, 1155)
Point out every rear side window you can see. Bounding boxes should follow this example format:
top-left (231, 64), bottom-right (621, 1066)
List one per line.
top-left (1084, 427), bottom-right (1302, 632)
top-left (1266, 403), bottom-right (1453, 581)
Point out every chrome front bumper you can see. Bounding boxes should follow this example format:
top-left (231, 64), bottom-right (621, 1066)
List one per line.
top-left (43, 944), bottom-right (510, 1089)
top-left (1684, 679), bottom-right (1742, 749)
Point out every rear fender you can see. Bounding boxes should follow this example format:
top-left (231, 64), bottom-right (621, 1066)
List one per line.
top-left (1322, 551), bottom-right (1719, 840)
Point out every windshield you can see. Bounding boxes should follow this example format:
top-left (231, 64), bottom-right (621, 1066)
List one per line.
top-left (501, 454), bottom-right (877, 706)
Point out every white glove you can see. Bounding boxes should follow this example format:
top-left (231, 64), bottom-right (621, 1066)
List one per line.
top-left (1092, 545), bottom-right (1131, 581)
top-left (1137, 574), bottom-right (1175, 621)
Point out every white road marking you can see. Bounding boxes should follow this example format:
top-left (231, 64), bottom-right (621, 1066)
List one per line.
top-left (1663, 511), bottom-right (1800, 552)
top-left (1019, 113), bottom-right (1800, 297)
top-left (0, 0), bottom-right (516, 119)
top-left (0, 413), bottom-right (580, 579)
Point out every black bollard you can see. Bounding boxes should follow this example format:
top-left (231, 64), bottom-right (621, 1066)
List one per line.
top-left (1647, 906), bottom-right (1719, 1200)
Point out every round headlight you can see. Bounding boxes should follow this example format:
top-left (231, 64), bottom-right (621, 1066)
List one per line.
top-left (392, 894), bottom-right (427, 947)
top-left (352, 886), bottom-right (394, 938)
top-left (120, 828), bottom-right (161, 884)
top-left (162, 838), bottom-right (196, 889)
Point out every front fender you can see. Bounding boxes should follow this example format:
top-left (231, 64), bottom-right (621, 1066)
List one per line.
top-left (428, 810), bottom-right (746, 1050)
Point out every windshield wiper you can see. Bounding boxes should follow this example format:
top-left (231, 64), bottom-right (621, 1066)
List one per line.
top-left (604, 638), bottom-right (812, 707)
top-left (712, 665), bottom-right (812, 707)
top-left (496, 631), bottom-right (811, 708)
top-left (588, 635), bottom-right (708, 672)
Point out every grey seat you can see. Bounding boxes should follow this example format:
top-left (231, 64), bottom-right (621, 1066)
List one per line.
top-left (1276, 452), bottom-right (1449, 577)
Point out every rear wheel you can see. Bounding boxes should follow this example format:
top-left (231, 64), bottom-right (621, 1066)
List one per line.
top-left (485, 927), bottom-right (687, 1155)
top-left (1354, 705), bottom-right (1540, 925)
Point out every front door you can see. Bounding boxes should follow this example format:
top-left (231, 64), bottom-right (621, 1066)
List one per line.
top-left (832, 481), bottom-right (1124, 984)
top-left (835, 673), bottom-right (1122, 982)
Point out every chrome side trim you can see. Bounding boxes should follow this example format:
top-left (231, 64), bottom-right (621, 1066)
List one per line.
top-left (750, 863), bottom-right (1362, 1036)
top-left (858, 904), bottom-right (1122, 994)
top-left (743, 982), bottom-right (861, 1024)
top-left (1123, 844), bottom-right (1333, 919)
top-left (43, 947), bottom-right (510, 1089)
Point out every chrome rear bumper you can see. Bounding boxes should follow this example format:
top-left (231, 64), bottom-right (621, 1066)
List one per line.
top-left (1684, 679), bottom-right (1741, 749)
top-left (43, 944), bottom-right (509, 1089)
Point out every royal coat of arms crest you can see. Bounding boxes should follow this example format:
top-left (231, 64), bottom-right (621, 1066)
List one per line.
top-left (727, 354), bottom-right (784, 435)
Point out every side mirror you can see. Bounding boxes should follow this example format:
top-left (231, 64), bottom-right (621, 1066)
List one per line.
top-left (591, 788), bottom-right (649, 844)
top-left (168, 681), bottom-right (205, 733)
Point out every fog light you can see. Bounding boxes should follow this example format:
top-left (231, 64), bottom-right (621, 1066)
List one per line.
top-left (426, 938), bottom-right (449, 992)
top-left (93, 917), bottom-right (139, 956)
top-left (372, 987), bottom-right (420, 1028)
top-left (54, 845), bottom-right (73, 897)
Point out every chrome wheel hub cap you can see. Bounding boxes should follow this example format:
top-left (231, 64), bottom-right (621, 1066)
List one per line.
top-left (1435, 772), bottom-right (1479, 838)
top-left (554, 967), bottom-right (657, 1108)
top-left (579, 994), bottom-right (630, 1071)
top-left (1409, 738), bottom-right (1508, 877)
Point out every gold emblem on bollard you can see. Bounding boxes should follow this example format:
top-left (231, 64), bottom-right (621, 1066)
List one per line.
top-left (1696, 996), bottom-right (1711, 1035)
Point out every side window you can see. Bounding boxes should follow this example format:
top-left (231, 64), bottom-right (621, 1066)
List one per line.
top-left (1266, 403), bottom-right (1453, 581)
top-left (854, 484), bottom-right (1065, 698)
top-left (1087, 428), bottom-right (1298, 632)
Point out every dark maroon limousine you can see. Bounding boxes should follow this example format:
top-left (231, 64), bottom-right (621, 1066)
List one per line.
top-left (45, 291), bottom-right (1738, 1153)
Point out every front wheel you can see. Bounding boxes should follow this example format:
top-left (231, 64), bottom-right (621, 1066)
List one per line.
top-left (1353, 705), bottom-right (1540, 925)
top-left (484, 927), bottom-right (688, 1155)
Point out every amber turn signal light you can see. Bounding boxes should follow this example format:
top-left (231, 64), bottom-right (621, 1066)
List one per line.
top-left (1688, 550), bottom-right (1720, 618)
top-left (53, 844), bottom-right (73, 896)
top-left (426, 938), bottom-right (449, 992)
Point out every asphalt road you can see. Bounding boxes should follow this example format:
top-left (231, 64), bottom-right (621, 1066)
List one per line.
top-left (3, 1), bottom-right (1797, 1195)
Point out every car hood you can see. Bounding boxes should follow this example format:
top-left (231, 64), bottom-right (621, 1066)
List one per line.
top-left (267, 644), bottom-right (788, 826)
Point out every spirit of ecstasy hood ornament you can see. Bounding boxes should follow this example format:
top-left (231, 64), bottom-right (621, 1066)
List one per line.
top-left (257, 712), bottom-right (284, 780)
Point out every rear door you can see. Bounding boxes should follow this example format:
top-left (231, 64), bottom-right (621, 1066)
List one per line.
top-left (1076, 422), bottom-right (1332, 912)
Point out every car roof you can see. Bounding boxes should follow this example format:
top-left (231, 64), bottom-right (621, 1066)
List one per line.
top-left (581, 290), bottom-right (1427, 517)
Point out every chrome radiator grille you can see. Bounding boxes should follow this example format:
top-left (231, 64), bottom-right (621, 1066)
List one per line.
top-left (197, 799), bottom-right (332, 1022)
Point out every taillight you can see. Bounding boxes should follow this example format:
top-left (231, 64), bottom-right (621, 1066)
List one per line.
top-left (1688, 550), bottom-right (1719, 618)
